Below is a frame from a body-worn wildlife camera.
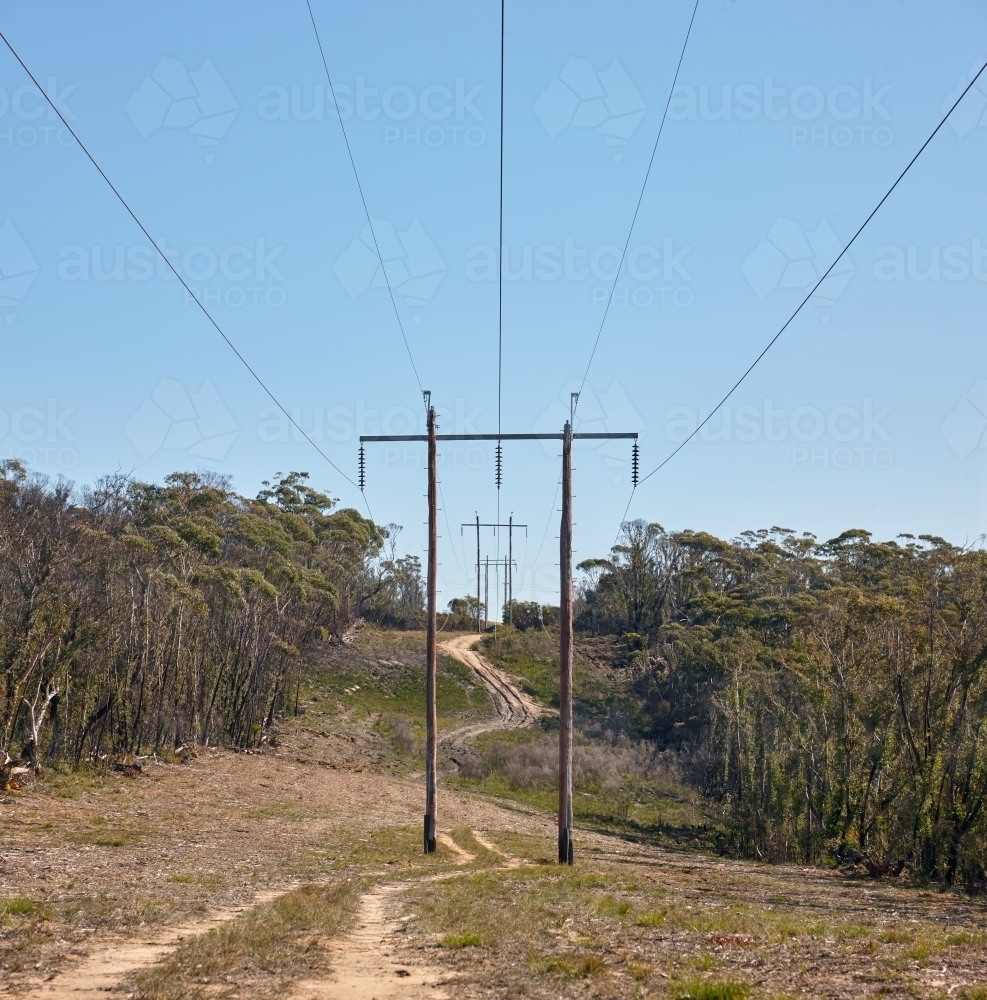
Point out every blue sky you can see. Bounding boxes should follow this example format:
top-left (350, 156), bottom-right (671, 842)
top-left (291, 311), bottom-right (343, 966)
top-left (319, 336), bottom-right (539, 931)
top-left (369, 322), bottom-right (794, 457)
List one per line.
top-left (2, 0), bottom-right (987, 609)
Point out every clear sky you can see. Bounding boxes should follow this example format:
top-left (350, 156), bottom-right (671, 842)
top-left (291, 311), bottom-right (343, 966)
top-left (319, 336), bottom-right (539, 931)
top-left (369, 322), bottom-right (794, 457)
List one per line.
top-left (2, 1), bottom-right (987, 610)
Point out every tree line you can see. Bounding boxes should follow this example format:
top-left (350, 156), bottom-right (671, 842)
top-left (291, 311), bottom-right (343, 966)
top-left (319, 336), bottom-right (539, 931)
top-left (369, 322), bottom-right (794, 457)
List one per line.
top-left (0, 462), bottom-right (420, 768)
top-left (578, 520), bottom-right (987, 886)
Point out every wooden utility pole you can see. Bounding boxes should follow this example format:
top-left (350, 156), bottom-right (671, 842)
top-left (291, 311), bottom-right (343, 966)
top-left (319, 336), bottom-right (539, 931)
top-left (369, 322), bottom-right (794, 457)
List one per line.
top-left (424, 405), bottom-right (438, 854)
top-left (558, 419), bottom-right (574, 865)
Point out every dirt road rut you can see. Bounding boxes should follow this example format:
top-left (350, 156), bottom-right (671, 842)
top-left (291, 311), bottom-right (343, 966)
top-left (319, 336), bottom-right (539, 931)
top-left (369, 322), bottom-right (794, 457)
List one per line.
top-left (438, 632), bottom-right (542, 769)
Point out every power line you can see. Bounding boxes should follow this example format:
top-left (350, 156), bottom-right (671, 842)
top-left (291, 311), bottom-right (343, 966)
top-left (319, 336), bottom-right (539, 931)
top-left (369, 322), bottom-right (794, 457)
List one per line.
top-left (305, 0), bottom-right (425, 396)
top-left (497, 0), bottom-right (506, 442)
top-left (437, 476), bottom-right (464, 576)
top-left (636, 56), bottom-right (987, 489)
top-left (610, 490), bottom-right (636, 552)
top-left (0, 27), bottom-right (369, 511)
top-left (576, 0), bottom-right (701, 406)
top-left (527, 477), bottom-right (561, 592)
top-left (495, 0), bottom-right (507, 557)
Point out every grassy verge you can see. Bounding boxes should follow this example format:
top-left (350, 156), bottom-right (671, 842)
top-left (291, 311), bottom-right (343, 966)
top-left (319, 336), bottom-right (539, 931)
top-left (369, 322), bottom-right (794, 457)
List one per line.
top-left (326, 823), bottom-right (487, 872)
top-left (133, 881), bottom-right (361, 1000)
top-left (448, 724), bottom-right (721, 850)
top-left (400, 846), bottom-right (987, 999)
top-left (480, 628), bottom-right (561, 706)
top-left (131, 823), bottom-right (498, 998)
top-left (296, 628), bottom-right (495, 759)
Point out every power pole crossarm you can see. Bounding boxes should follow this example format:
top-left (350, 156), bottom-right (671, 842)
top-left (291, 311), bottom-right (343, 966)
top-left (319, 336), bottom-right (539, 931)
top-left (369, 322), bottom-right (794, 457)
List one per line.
top-left (360, 432), bottom-right (638, 442)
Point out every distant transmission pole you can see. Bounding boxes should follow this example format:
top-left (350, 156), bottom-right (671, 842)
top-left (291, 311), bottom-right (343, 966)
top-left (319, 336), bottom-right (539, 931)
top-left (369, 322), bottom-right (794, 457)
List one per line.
top-left (463, 518), bottom-right (526, 628)
top-left (480, 555), bottom-right (516, 624)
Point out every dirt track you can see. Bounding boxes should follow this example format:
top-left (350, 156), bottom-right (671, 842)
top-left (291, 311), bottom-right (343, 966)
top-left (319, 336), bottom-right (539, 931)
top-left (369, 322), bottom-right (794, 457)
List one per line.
top-left (288, 636), bottom-right (538, 999)
top-left (17, 890), bottom-right (284, 1000)
top-left (1, 633), bottom-right (544, 1000)
top-left (438, 633), bottom-right (542, 769)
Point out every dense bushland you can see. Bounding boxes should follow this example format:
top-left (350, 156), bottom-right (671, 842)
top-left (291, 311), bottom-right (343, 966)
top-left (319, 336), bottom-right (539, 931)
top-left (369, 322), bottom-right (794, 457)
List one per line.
top-left (579, 521), bottom-right (987, 885)
top-left (0, 462), bottom-right (419, 766)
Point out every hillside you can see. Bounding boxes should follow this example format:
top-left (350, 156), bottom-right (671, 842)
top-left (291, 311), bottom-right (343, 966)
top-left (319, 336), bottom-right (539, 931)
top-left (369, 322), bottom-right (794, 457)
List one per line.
top-left (2, 626), bottom-right (987, 1000)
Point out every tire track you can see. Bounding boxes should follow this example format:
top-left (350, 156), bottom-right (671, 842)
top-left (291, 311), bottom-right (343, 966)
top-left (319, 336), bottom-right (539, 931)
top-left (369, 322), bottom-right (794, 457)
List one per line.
top-left (438, 633), bottom-right (543, 770)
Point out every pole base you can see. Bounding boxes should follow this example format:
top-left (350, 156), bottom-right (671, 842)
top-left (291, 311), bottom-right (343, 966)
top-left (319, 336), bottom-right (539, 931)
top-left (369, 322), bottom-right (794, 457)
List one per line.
top-left (558, 827), bottom-right (573, 865)
top-left (424, 814), bottom-right (436, 855)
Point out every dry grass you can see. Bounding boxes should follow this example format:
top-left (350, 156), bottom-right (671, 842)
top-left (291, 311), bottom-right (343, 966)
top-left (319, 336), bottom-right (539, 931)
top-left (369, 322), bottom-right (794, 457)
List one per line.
top-left (398, 833), bottom-right (987, 999)
top-left (670, 980), bottom-right (751, 1000)
top-left (461, 728), bottom-right (661, 790)
top-left (133, 880), bottom-right (360, 999)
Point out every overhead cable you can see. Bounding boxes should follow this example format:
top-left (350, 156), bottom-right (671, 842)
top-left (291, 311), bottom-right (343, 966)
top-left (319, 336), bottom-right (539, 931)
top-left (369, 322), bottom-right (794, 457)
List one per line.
top-left (0, 27), bottom-right (368, 509)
